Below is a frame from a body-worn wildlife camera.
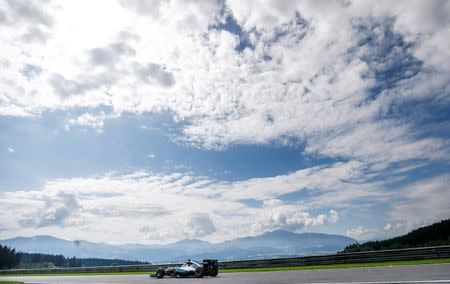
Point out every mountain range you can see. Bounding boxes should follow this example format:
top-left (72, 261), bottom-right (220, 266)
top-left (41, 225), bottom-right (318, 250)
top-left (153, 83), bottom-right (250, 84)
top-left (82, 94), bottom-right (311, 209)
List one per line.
top-left (0, 230), bottom-right (356, 263)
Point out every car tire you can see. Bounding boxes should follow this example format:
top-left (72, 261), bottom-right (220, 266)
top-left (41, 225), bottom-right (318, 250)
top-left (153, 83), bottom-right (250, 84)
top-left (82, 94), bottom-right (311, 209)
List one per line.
top-left (210, 268), bottom-right (218, 277)
top-left (168, 271), bottom-right (175, 278)
top-left (156, 268), bottom-right (165, 278)
top-left (194, 267), bottom-right (204, 278)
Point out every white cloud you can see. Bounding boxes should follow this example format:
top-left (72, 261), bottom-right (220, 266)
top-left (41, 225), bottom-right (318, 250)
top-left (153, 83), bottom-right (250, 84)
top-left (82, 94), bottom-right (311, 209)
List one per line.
top-left (0, 0), bottom-right (53, 29)
top-left (0, 161), bottom-right (448, 243)
top-left (0, 1), bottom-right (447, 179)
top-left (387, 174), bottom-right (450, 232)
top-left (133, 62), bottom-right (175, 88)
top-left (120, 0), bottom-right (222, 32)
top-left (252, 207), bottom-right (341, 233)
top-left (262, 199), bottom-right (284, 207)
top-left (0, 162), bottom-right (370, 243)
top-left (88, 42), bottom-right (136, 67)
top-left (7, 147), bottom-right (15, 153)
top-left (65, 112), bottom-right (119, 133)
top-left (306, 120), bottom-right (448, 170)
top-left (19, 192), bottom-right (81, 228)
top-left (346, 226), bottom-right (378, 241)
top-left (184, 213), bottom-right (216, 238)
top-left (329, 209), bottom-right (341, 223)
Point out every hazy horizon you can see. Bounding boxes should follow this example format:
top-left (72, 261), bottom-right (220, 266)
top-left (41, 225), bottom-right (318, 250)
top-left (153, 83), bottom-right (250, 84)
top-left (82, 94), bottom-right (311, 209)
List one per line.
top-left (1, 229), bottom-right (359, 246)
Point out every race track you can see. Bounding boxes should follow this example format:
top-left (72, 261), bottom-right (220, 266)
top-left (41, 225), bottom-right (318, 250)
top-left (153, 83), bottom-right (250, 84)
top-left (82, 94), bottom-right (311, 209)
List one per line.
top-left (1, 263), bottom-right (449, 284)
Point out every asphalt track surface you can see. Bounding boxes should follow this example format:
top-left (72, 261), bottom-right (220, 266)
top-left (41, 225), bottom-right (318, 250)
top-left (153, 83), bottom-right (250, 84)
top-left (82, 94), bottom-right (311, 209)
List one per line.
top-left (1, 263), bottom-right (450, 284)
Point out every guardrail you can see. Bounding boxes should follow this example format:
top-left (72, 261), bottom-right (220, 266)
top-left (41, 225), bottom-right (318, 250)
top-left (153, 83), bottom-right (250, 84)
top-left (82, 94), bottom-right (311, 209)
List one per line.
top-left (1, 245), bottom-right (449, 275)
top-left (219, 245), bottom-right (450, 269)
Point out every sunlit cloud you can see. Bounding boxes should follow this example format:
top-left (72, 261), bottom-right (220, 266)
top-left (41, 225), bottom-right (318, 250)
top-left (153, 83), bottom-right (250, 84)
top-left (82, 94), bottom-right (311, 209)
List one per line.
top-left (0, 0), bottom-right (449, 243)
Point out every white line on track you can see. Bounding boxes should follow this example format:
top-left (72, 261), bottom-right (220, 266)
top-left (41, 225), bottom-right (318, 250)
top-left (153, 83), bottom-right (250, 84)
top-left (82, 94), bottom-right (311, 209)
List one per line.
top-left (298, 280), bottom-right (450, 284)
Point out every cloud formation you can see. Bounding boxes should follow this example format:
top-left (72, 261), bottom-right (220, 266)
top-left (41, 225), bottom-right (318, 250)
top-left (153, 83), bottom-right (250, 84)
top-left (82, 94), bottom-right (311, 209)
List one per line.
top-left (19, 192), bottom-right (81, 228)
top-left (133, 63), bottom-right (175, 88)
top-left (185, 213), bottom-right (216, 238)
top-left (0, 1), bottom-right (448, 160)
top-left (0, 161), bottom-right (447, 243)
top-left (0, 0), bottom-right (449, 243)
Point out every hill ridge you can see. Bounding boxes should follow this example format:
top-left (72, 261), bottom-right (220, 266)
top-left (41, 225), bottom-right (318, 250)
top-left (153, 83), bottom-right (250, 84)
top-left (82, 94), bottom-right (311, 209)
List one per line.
top-left (1, 230), bottom-right (355, 262)
top-left (342, 218), bottom-right (450, 253)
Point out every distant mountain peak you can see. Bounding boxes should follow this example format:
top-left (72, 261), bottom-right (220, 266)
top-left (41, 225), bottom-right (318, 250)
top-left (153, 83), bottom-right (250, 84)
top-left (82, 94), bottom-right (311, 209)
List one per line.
top-left (1, 230), bottom-right (356, 262)
top-left (3, 235), bottom-right (64, 242)
top-left (173, 239), bottom-right (210, 245)
top-left (262, 229), bottom-right (298, 236)
top-left (260, 230), bottom-right (356, 240)
top-left (30, 235), bottom-right (63, 240)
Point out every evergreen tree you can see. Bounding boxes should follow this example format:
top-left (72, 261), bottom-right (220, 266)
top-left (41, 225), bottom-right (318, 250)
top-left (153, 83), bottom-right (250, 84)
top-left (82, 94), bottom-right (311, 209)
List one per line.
top-left (0, 245), bottom-right (22, 269)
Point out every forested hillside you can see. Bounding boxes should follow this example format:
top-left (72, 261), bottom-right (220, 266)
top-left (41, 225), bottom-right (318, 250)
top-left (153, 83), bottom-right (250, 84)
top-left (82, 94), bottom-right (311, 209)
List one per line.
top-left (342, 219), bottom-right (450, 253)
top-left (0, 247), bottom-right (149, 269)
top-left (19, 253), bottom-right (149, 268)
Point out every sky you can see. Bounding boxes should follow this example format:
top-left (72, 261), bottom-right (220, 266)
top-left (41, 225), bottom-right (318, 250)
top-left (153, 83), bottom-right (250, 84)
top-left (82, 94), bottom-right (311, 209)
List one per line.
top-left (0, 0), bottom-right (449, 245)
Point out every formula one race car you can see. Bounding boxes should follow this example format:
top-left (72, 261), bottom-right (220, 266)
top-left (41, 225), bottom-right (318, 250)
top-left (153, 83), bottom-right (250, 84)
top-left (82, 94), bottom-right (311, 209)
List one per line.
top-left (151, 259), bottom-right (218, 278)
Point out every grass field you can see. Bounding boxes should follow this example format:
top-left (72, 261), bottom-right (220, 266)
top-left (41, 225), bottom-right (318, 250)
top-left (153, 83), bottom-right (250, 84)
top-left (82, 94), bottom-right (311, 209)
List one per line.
top-left (0, 281), bottom-right (24, 284)
top-left (0, 258), bottom-right (449, 277)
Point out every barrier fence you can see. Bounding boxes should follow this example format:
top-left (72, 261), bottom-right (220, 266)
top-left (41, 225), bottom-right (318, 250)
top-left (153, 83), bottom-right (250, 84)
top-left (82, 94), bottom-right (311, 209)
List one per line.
top-left (1, 245), bottom-right (449, 275)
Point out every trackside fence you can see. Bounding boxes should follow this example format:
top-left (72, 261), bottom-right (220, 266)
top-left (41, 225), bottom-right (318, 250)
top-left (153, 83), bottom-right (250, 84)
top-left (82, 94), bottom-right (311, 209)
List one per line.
top-left (218, 245), bottom-right (450, 269)
top-left (1, 245), bottom-right (449, 275)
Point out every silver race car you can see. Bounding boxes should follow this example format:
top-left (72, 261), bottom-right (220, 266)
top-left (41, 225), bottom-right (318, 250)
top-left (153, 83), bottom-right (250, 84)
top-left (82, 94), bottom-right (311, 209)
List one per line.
top-left (151, 259), bottom-right (218, 278)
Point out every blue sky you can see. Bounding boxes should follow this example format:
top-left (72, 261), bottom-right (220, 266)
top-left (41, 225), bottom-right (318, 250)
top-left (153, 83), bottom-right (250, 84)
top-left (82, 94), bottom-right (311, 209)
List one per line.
top-left (0, 110), bottom-right (313, 189)
top-left (0, 0), bottom-right (449, 244)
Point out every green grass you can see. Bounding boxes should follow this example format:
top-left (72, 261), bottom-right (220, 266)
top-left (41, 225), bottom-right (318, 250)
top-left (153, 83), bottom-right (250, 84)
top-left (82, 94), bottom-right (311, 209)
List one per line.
top-left (0, 258), bottom-right (449, 277)
top-left (0, 271), bottom-right (153, 277)
top-left (0, 281), bottom-right (24, 284)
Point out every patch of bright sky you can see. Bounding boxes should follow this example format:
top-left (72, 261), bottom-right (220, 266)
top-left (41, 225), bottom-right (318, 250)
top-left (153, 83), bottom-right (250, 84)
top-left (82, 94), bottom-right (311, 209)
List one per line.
top-left (0, 109), bottom-right (339, 191)
top-left (212, 15), bottom-right (252, 52)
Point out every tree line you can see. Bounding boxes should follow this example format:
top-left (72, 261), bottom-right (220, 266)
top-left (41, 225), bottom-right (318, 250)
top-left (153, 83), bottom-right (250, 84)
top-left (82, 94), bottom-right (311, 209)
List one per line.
top-left (19, 253), bottom-right (149, 268)
top-left (20, 253), bottom-right (82, 268)
top-left (342, 218), bottom-right (450, 253)
top-left (1, 245), bottom-right (149, 269)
